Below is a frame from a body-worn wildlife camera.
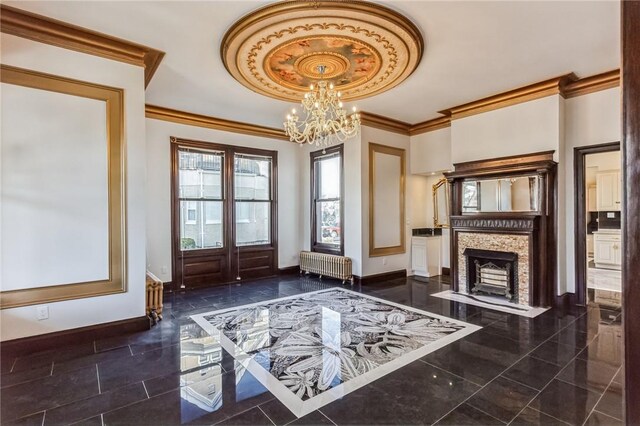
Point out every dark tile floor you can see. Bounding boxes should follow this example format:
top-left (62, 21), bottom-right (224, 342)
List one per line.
top-left (0, 276), bottom-right (624, 426)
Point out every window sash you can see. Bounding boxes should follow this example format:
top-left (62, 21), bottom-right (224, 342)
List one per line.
top-left (311, 145), bottom-right (343, 254)
top-left (178, 148), bottom-right (225, 201)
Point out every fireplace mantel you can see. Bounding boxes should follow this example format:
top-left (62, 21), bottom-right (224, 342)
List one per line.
top-left (445, 152), bottom-right (557, 307)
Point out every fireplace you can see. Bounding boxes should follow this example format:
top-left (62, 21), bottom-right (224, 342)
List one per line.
top-left (463, 248), bottom-right (518, 301)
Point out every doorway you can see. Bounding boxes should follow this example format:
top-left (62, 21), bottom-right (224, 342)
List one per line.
top-left (171, 137), bottom-right (278, 290)
top-left (575, 141), bottom-right (621, 306)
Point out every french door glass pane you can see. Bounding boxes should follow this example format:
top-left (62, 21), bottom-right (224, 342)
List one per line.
top-left (318, 155), bottom-right (341, 199)
top-left (316, 200), bottom-right (341, 246)
top-left (180, 201), bottom-right (223, 250)
top-left (179, 151), bottom-right (223, 199)
top-left (236, 202), bottom-right (270, 246)
top-left (235, 156), bottom-right (271, 200)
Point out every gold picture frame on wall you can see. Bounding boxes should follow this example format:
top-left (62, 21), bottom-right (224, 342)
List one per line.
top-left (369, 143), bottom-right (406, 257)
top-left (433, 178), bottom-right (450, 228)
top-left (0, 65), bottom-right (126, 309)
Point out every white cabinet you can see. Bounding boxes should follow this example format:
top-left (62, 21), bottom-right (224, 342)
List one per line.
top-left (596, 171), bottom-right (622, 211)
top-left (411, 236), bottom-right (441, 277)
top-left (594, 232), bottom-right (622, 270)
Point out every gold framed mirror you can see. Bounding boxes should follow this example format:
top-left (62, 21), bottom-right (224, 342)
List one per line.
top-left (433, 178), bottom-right (450, 228)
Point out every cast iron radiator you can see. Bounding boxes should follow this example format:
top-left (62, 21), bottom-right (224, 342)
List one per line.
top-left (299, 251), bottom-right (354, 284)
top-left (146, 272), bottom-right (164, 322)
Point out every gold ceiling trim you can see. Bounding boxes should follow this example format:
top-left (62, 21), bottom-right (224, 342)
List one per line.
top-left (145, 69), bottom-right (619, 140)
top-left (0, 4), bottom-right (165, 88)
top-left (563, 69), bottom-right (620, 98)
top-left (221, 1), bottom-right (424, 102)
top-left (145, 104), bottom-right (290, 141)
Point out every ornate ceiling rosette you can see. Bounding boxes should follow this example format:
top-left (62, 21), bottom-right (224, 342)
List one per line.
top-left (221, 1), bottom-right (424, 102)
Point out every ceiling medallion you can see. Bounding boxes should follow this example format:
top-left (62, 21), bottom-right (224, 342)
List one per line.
top-left (221, 1), bottom-right (424, 102)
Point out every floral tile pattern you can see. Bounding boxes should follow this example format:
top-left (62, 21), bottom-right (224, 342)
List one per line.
top-left (191, 288), bottom-right (480, 417)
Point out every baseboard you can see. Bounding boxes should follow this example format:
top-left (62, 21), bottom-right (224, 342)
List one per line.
top-left (0, 315), bottom-right (150, 357)
top-left (279, 265), bottom-right (300, 275)
top-left (441, 267), bottom-right (451, 276)
top-left (163, 281), bottom-right (174, 293)
top-left (554, 292), bottom-right (579, 309)
top-left (354, 269), bottom-right (407, 285)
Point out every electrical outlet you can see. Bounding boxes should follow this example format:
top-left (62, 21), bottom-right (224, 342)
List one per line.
top-left (161, 266), bottom-right (168, 274)
top-left (36, 305), bottom-right (49, 321)
top-left (382, 257), bottom-right (387, 265)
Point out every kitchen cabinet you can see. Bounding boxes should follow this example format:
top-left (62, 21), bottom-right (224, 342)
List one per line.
top-left (411, 236), bottom-right (441, 277)
top-left (596, 171), bottom-right (622, 211)
top-left (594, 231), bottom-right (622, 270)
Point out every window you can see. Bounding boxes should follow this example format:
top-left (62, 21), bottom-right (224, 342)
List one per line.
top-left (234, 154), bottom-right (273, 246)
top-left (311, 145), bottom-right (343, 254)
top-left (178, 149), bottom-right (224, 250)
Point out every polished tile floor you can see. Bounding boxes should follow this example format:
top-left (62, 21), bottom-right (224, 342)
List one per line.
top-left (0, 275), bottom-right (624, 426)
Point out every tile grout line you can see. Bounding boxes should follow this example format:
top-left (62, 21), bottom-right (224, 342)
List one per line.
top-left (96, 364), bottom-right (102, 394)
top-left (580, 365), bottom-right (623, 426)
top-left (141, 381), bottom-right (150, 399)
top-left (128, 345), bottom-right (134, 356)
top-left (41, 410), bottom-right (46, 426)
top-left (462, 403), bottom-right (508, 424)
top-left (257, 405), bottom-right (276, 426)
top-left (318, 409), bottom-right (338, 425)
top-left (429, 311), bottom-right (588, 425)
top-left (9, 357), bottom-right (17, 373)
top-left (593, 409), bottom-right (623, 422)
top-left (518, 405), bottom-right (572, 425)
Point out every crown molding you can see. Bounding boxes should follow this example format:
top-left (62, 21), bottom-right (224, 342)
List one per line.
top-left (0, 5), bottom-right (165, 88)
top-left (360, 112), bottom-right (411, 135)
top-left (145, 105), bottom-right (290, 141)
top-left (409, 115), bottom-right (451, 135)
top-left (563, 69), bottom-right (620, 98)
top-left (439, 73), bottom-right (577, 120)
top-left (147, 68), bottom-right (621, 141)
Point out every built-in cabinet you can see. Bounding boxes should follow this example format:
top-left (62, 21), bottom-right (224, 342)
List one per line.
top-left (411, 236), bottom-right (441, 277)
top-left (596, 171), bottom-right (622, 211)
top-left (594, 231), bottom-right (622, 270)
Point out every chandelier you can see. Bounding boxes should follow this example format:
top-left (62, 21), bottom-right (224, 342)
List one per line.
top-left (284, 65), bottom-right (361, 148)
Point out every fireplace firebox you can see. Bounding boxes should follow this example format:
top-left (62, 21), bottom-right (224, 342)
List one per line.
top-left (463, 248), bottom-right (518, 302)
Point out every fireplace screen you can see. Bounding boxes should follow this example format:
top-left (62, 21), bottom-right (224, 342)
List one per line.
top-left (463, 248), bottom-right (518, 302)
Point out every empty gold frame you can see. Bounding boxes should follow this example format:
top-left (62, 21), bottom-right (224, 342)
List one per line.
top-left (369, 143), bottom-right (406, 257)
top-left (433, 178), bottom-right (450, 228)
top-left (0, 65), bottom-right (126, 309)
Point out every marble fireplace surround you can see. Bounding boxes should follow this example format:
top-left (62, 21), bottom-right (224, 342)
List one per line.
top-left (457, 232), bottom-right (530, 305)
top-left (450, 215), bottom-right (540, 307)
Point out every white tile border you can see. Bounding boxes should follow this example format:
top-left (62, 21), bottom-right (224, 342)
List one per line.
top-left (190, 287), bottom-right (481, 418)
top-left (430, 290), bottom-right (549, 318)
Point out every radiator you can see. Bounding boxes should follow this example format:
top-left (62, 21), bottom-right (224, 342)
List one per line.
top-left (299, 251), bottom-right (354, 284)
top-left (146, 272), bottom-right (164, 322)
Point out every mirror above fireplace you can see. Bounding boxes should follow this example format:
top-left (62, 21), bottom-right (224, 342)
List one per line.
top-left (462, 175), bottom-right (540, 213)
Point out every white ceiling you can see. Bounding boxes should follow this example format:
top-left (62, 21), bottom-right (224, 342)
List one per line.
top-left (7, 1), bottom-right (620, 128)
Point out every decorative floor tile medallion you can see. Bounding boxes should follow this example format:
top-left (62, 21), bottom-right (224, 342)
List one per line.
top-left (191, 288), bottom-right (480, 417)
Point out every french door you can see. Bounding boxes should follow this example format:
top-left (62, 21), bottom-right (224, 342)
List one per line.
top-left (171, 137), bottom-right (277, 289)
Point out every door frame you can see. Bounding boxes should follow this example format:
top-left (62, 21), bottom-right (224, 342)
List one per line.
top-left (573, 141), bottom-right (620, 306)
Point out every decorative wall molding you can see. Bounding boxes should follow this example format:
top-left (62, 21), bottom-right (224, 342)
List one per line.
top-left (0, 5), bottom-right (165, 88)
top-left (145, 105), bottom-right (290, 141)
top-left (409, 115), bottom-right (451, 135)
top-left (450, 216), bottom-right (537, 231)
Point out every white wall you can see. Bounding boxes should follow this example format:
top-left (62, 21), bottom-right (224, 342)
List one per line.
top-left (451, 96), bottom-right (563, 163)
top-left (2, 85), bottom-right (109, 290)
top-left (410, 127), bottom-right (453, 174)
top-left (145, 119), bottom-right (301, 283)
top-left (563, 88), bottom-right (621, 293)
top-left (0, 34), bottom-right (147, 341)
